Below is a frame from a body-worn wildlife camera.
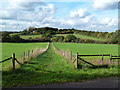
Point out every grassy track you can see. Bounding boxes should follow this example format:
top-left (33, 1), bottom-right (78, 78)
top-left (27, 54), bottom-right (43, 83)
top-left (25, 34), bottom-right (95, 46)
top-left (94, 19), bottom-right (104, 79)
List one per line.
top-left (74, 34), bottom-right (105, 41)
top-left (2, 43), bottom-right (119, 88)
top-left (56, 34), bottom-right (105, 42)
top-left (2, 43), bottom-right (48, 69)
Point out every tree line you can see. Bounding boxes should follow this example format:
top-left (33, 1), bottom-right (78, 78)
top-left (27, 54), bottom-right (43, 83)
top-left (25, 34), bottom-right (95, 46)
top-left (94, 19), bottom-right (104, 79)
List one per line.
top-left (1, 27), bottom-right (120, 44)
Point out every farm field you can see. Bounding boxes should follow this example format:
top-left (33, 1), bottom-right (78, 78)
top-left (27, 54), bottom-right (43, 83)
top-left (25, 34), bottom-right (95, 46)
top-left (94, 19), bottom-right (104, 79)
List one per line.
top-left (56, 34), bottom-right (106, 42)
top-left (53, 43), bottom-right (118, 65)
top-left (53, 43), bottom-right (118, 56)
top-left (1, 42), bottom-right (48, 70)
top-left (2, 43), bottom-right (119, 88)
top-left (20, 35), bottom-right (42, 39)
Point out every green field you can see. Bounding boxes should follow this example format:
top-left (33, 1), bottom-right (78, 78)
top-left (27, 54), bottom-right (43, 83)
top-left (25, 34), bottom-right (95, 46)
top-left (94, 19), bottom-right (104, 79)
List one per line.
top-left (54, 43), bottom-right (118, 56)
top-left (20, 35), bottom-right (42, 39)
top-left (2, 43), bottom-right (119, 88)
top-left (53, 42), bottom-right (118, 65)
top-left (56, 34), bottom-right (106, 42)
top-left (1, 43), bottom-right (48, 70)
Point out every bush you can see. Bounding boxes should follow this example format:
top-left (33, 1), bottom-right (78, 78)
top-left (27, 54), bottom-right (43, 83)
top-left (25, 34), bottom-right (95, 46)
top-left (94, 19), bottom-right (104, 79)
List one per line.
top-left (110, 38), bottom-right (118, 44)
top-left (65, 35), bottom-right (77, 42)
top-left (52, 36), bottom-right (64, 42)
top-left (2, 31), bottom-right (11, 42)
top-left (2, 32), bottom-right (23, 43)
top-left (41, 33), bottom-right (52, 38)
top-left (10, 35), bottom-right (23, 42)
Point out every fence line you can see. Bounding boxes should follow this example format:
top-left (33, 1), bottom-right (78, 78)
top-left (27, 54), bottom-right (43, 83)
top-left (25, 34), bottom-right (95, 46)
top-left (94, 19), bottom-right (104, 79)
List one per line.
top-left (0, 57), bottom-right (12, 63)
top-left (52, 43), bottom-right (77, 68)
top-left (1, 42), bottom-right (50, 71)
top-left (52, 42), bottom-right (119, 69)
top-left (76, 53), bottom-right (120, 68)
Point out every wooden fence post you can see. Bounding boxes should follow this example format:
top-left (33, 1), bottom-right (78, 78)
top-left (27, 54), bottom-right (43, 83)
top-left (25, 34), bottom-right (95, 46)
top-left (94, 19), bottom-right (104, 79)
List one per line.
top-left (63, 51), bottom-right (65, 56)
top-left (110, 54), bottom-right (112, 65)
top-left (102, 54), bottom-right (104, 65)
top-left (31, 50), bottom-right (33, 54)
top-left (75, 53), bottom-right (78, 68)
top-left (67, 51), bottom-right (68, 57)
top-left (23, 52), bottom-right (25, 59)
top-left (12, 53), bottom-right (15, 71)
top-left (28, 50), bottom-right (30, 59)
top-left (113, 59), bottom-right (114, 66)
top-left (70, 51), bottom-right (72, 60)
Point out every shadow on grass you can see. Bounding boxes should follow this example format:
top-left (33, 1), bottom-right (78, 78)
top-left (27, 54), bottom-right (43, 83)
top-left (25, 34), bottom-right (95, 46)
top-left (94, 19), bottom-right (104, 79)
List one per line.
top-left (2, 62), bottom-right (119, 88)
top-left (78, 64), bottom-right (115, 69)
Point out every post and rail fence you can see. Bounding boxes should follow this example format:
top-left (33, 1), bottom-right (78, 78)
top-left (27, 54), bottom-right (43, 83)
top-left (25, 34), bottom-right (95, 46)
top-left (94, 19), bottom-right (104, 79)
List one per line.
top-left (0, 42), bottom-right (50, 71)
top-left (0, 53), bottom-right (21, 71)
top-left (1, 42), bottom-right (118, 70)
top-left (75, 53), bottom-right (120, 68)
top-left (52, 43), bottom-right (120, 69)
top-left (52, 43), bottom-right (74, 61)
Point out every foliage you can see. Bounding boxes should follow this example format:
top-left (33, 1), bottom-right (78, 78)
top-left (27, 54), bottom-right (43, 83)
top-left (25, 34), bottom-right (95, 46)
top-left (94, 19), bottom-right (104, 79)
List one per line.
top-left (97, 33), bottom-right (100, 38)
top-left (64, 35), bottom-right (77, 42)
top-left (2, 27), bottom-right (119, 44)
top-left (20, 27), bottom-right (73, 35)
top-left (52, 36), bottom-right (64, 42)
top-left (10, 35), bottom-right (23, 42)
top-left (2, 31), bottom-right (23, 42)
top-left (2, 31), bottom-right (11, 42)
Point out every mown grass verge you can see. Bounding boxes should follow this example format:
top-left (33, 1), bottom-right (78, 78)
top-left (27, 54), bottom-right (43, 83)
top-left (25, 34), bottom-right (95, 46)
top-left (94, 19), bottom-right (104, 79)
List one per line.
top-left (2, 43), bottom-right (119, 88)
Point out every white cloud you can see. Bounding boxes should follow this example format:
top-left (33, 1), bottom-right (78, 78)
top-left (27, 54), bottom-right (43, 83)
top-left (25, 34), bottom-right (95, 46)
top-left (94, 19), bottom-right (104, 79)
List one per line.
top-left (0, 0), bottom-right (55, 21)
top-left (93, 0), bottom-right (118, 10)
top-left (0, 10), bottom-right (15, 19)
top-left (59, 9), bottom-right (96, 29)
top-left (0, 1), bottom-right (118, 32)
top-left (100, 17), bottom-right (117, 27)
top-left (70, 8), bottom-right (90, 18)
top-left (83, 14), bottom-right (95, 23)
top-left (7, 0), bottom-right (45, 11)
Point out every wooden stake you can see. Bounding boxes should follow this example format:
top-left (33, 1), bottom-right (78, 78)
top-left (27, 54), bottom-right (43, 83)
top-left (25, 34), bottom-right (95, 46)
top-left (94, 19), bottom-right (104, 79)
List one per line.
top-left (31, 50), bottom-right (33, 54)
top-left (102, 54), bottom-right (104, 65)
top-left (63, 51), bottom-right (65, 56)
top-left (75, 53), bottom-right (78, 68)
top-left (110, 54), bottom-right (112, 65)
top-left (28, 50), bottom-right (30, 59)
top-left (71, 51), bottom-right (72, 60)
top-left (12, 53), bottom-right (15, 71)
top-left (67, 51), bottom-right (68, 57)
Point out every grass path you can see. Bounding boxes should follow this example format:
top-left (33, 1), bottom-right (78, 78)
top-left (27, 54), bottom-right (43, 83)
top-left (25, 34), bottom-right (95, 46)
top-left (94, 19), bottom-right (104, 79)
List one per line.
top-left (2, 43), bottom-right (74, 88)
top-left (2, 43), bottom-right (119, 88)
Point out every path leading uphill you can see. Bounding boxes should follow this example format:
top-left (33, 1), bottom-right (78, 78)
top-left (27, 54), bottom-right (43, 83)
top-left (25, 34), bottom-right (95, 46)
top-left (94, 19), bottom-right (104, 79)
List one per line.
top-left (3, 43), bottom-right (119, 88)
top-left (3, 43), bottom-right (74, 88)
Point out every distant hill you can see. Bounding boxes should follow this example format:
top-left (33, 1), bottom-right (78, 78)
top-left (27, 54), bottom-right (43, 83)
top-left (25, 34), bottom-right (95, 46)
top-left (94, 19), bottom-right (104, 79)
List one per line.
top-left (1, 27), bottom-right (119, 44)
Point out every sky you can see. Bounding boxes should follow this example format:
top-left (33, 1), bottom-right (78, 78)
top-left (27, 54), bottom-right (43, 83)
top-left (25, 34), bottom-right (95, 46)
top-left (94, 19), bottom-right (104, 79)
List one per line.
top-left (0, 0), bottom-right (119, 32)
